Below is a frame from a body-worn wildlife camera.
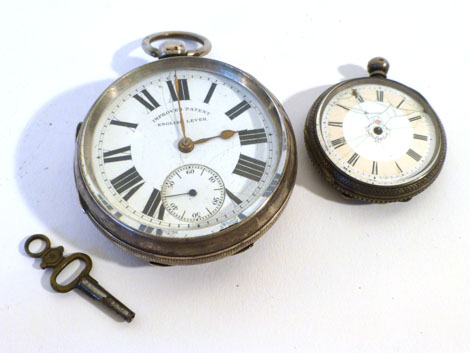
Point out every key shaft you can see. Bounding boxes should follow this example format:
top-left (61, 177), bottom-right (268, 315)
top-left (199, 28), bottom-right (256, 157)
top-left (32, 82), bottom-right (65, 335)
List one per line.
top-left (77, 275), bottom-right (135, 322)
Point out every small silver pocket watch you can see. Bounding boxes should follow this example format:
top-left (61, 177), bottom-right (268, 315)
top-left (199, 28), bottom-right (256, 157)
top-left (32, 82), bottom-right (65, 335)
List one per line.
top-left (304, 57), bottom-right (446, 203)
top-left (75, 32), bottom-right (297, 265)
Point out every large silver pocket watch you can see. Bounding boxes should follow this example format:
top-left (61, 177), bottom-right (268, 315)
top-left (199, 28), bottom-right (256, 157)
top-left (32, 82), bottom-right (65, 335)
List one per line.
top-left (75, 32), bottom-right (297, 265)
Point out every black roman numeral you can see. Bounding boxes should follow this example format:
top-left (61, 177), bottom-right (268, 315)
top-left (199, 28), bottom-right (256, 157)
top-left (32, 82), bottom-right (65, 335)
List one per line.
top-left (371, 161), bottom-right (378, 175)
top-left (396, 98), bottom-right (405, 108)
top-left (226, 189), bottom-right (242, 205)
top-left (328, 121), bottom-right (343, 127)
top-left (204, 83), bottom-right (217, 104)
top-left (143, 188), bottom-right (164, 218)
top-left (226, 101), bottom-right (251, 120)
top-left (109, 120), bottom-right (138, 129)
top-left (103, 146), bottom-right (132, 163)
top-left (133, 89), bottom-right (160, 111)
top-left (233, 154), bottom-right (266, 182)
top-left (111, 167), bottom-right (143, 194)
top-left (409, 116), bottom-right (422, 122)
top-left (167, 79), bottom-right (190, 101)
top-left (157, 204), bottom-right (165, 220)
top-left (407, 149), bottom-right (422, 162)
top-left (347, 152), bottom-right (360, 166)
top-left (377, 90), bottom-right (384, 102)
top-left (122, 182), bottom-right (144, 201)
top-left (238, 129), bottom-right (267, 145)
top-left (331, 137), bottom-right (346, 149)
top-left (413, 134), bottom-right (428, 141)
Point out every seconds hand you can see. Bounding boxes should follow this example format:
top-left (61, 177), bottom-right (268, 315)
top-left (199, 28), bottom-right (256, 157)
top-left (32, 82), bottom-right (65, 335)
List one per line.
top-left (166, 189), bottom-right (197, 197)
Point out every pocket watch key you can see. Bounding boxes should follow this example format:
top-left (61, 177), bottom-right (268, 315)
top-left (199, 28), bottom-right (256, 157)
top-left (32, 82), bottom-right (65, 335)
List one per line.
top-left (74, 32), bottom-right (297, 265)
top-left (304, 57), bottom-right (446, 203)
top-left (25, 234), bottom-right (135, 322)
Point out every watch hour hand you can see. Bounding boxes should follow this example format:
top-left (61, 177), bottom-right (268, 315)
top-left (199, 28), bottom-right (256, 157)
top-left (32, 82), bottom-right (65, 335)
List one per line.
top-left (193, 130), bottom-right (237, 145)
top-left (337, 103), bottom-right (370, 115)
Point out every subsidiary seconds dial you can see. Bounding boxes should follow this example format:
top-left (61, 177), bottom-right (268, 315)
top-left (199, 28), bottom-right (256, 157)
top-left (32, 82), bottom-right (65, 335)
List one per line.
top-left (162, 165), bottom-right (225, 223)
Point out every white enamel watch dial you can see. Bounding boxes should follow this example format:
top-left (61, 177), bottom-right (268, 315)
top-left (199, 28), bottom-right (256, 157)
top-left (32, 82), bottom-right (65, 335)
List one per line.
top-left (82, 68), bottom-right (283, 238)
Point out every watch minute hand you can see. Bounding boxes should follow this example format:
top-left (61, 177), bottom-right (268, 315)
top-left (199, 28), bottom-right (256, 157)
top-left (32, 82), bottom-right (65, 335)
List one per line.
top-left (174, 72), bottom-right (186, 138)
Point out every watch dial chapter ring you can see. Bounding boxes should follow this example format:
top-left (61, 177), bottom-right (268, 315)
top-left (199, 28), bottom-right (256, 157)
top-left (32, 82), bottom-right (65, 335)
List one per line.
top-left (304, 77), bottom-right (446, 203)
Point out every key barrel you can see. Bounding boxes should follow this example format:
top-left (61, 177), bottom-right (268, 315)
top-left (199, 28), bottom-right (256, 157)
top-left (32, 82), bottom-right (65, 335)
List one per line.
top-left (78, 276), bottom-right (135, 322)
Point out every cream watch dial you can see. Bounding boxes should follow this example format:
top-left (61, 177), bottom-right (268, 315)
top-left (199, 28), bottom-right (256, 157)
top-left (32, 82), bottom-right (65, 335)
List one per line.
top-left (80, 69), bottom-right (285, 238)
top-left (317, 84), bottom-right (437, 186)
